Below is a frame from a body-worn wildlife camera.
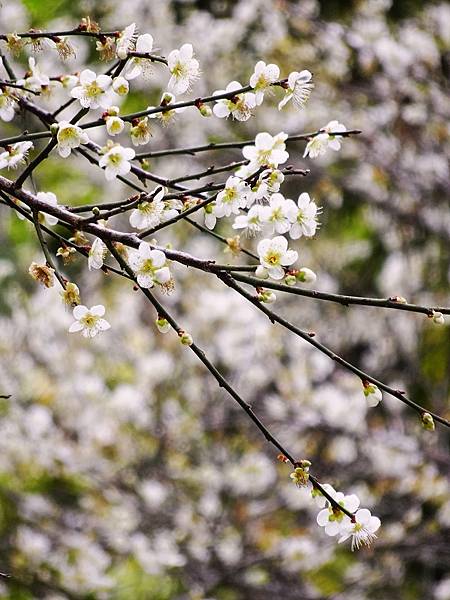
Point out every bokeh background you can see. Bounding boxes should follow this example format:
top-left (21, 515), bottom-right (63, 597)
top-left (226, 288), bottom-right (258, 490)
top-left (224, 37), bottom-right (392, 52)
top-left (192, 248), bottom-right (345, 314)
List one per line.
top-left (0, 0), bottom-right (449, 598)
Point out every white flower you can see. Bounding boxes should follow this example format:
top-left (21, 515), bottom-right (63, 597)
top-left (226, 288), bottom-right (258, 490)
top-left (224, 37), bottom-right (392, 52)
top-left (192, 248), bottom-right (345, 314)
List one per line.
top-left (129, 242), bottom-right (171, 289)
top-left (363, 382), bottom-right (382, 407)
top-left (69, 304), bottom-right (111, 338)
top-left (257, 236), bottom-right (298, 280)
top-left (116, 23), bottom-right (137, 59)
top-left (105, 115), bottom-right (125, 136)
top-left (317, 493), bottom-right (360, 537)
top-left (56, 121), bottom-right (89, 158)
top-left (204, 205), bottom-right (216, 230)
top-left (70, 69), bottom-right (112, 109)
top-left (125, 34), bottom-right (154, 80)
top-left (213, 81), bottom-right (256, 121)
top-left (129, 188), bottom-right (166, 230)
top-left (243, 132), bottom-right (289, 169)
top-left (19, 57), bottom-right (50, 92)
top-left (261, 193), bottom-right (298, 234)
top-left (61, 75), bottom-right (78, 89)
top-left (278, 70), bottom-right (314, 110)
top-left (312, 484), bottom-right (337, 508)
top-left (232, 205), bottom-right (265, 236)
top-left (36, 191), bottom-right (58, 226)
top-left (130, 117), bottom-right (152, 146)
top-left (338, 509), bottom-right (381, 551)
top-left (99, 144), bottom-right (135, 180)
top-left (148, 93), bottom-right (187, 126)
top-left (0, 142), bottom-right (33, 170)
top-left (260, 168), bottom-right (285, 193)
top-left (303, 120), bottom-right (347, 159)
top-left (289, 192), bottom-right (320, 239)
top-left (0, 89), bottom-right (15, 122)
top-left (167, 43), bottom-right (200, 94)
top-left (112, 76), bottom-right (129, 96)
top-left (249, 61), bottom-right (280, 105)
top-left (214, 176), bottom-right (248, 217)
top-left (88, 238), bottom-right (107, 270)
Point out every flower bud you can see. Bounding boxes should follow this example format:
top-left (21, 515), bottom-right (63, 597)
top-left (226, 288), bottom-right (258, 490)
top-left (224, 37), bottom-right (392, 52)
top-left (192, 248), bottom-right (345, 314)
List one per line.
top-left (156, 318), bottom-right (171, 334)
top-left (255, 265), bottom-right (269, 279)
top-left (179, 331), bottom-right (193, 346)
top-left (199, 105), bottom-right (213, 117)
top-left (50, 123), bottom-right (59, 136)
top-left (296, 267), bottom-right (317, 284)
top-left (363, 382), bottom-right (382, 407)
top-left (258, 290), bottom-right (276, 304)
top-left (421, 412), bottom-right (435, 431)
top-left (431, 311), bottom-right (445, 325)
top-left (284, 274), bottom-right (297, 286)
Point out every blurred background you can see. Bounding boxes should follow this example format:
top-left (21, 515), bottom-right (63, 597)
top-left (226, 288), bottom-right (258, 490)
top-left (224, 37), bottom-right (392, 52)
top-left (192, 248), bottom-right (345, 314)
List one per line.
top-left (0, 0), bottom-right (449, 598)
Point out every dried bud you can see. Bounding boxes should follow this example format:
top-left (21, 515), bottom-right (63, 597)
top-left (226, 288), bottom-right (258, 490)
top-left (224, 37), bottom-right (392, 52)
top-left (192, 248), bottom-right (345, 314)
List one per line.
top-left (79, 17), bottom-right (101, 33)
top-left (56, 246), bottom-right (76, 265)
top-left (28, 262), bottom-right (55, 288)
top-left (96, 37), bottom-right (116, 61)
top-left (6, 33), bottom-right (24, 56)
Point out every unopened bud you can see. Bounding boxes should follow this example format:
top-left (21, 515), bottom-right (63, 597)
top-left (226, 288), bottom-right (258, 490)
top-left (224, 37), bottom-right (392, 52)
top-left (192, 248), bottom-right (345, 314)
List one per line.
top-left (421, 412), bottom-right (435, 431)
top-left (50, 123), bottom-right (59, 135)
top-left (156, 318), bottom-right (171, 334)
top-left (296, 267), bottom-right (317, 284)
top-left (179, 330), bottom-right (193, 346)
top-left (258, 290), bottom-right (276, 304)
top-left (431, 311), bottom-right (445, 325)
top-left (199, 105), bottom-right (212, 117)
top-left (255, 265), bottom-right (269, 279)
top-left (284, 274), bottom-right (297, 286)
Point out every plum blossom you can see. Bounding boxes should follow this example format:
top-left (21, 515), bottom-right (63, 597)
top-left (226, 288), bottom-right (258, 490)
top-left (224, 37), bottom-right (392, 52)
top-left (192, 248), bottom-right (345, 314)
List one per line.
top-left (214, 176), bottom-right (248, 217)
top-left (232, 205), bottom-right (265, 236)
top-left (125, 34), bottom-right (154, 80)
top-left (167, 43), bottom-right (200, 94)
top-left (261, 193), bottom-right (298, 234)
top-left (278, 70), bottom-right (314, 110)
top-left (69, 305), bottom-right (111, 338)
top-left (18, 57), bottom-right (50, 92)
top-left (213, 81), bottom-right (256, 121)
top-left (363, 382), bottom-right (382, 407)
top-left (130, 118), bottom-right (152, 146)
top-left (116, 23), bottom-right (137, 59)
top-left (56, 122), bottom-right (89, 158)
top-left (338, 509), bottom-right (381, 551)
top-left (129, 188), bottom-right (169, 230)
top-left (112, 76), bottom-right (129, 96)
top-left (104, 107), bottom-right (125, 136)
top-left (317, 493), bottom-right (360, 536)
top-left (148, 93), bottom-right (187, 126)
top-left (36, 192), bottom-right (58, 226)
top-left (0, 89), bottom-right (15, 122)
top-left (0, 142), bottom-right (33, 170)
top-left (129, 242), bottom-right (171, 289)
top-left (288, 192), bottom-right (320, 239)
top-left (303, 120), bottom-right (347, 159)
top-left (70, 69), bottom-right (112, 109)
top-left (243, 132), bottom-right (289, 169)
top-left (88, 238), bottom-right (107, 271)
top-left (99, 144), bottom-right (135, 180)
top-left (250, 61), bottom-right (280, 105)
top-left (257, 236), bottom-right (298, 280)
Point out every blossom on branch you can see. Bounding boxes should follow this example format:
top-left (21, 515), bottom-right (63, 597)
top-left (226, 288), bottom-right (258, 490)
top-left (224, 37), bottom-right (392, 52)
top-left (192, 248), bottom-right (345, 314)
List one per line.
top-left (257, 236), bottom-right (298, 280)
top-left (213, 81), bottom-right (256, 121)
top-left (70, 69), bottom-right (112, 109)
top-left (56, 122), bottom-right (89, 158)
top-left (129, 242), bottom-right (171, 289)
top-left (167, 43), bottom-right (200, 94)
top-left (278, 70), bottom-right (314, 110)
top-left (99, 144), bottom-right (135, 180)
top-left (69, 305), bottom-right (111, 338)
